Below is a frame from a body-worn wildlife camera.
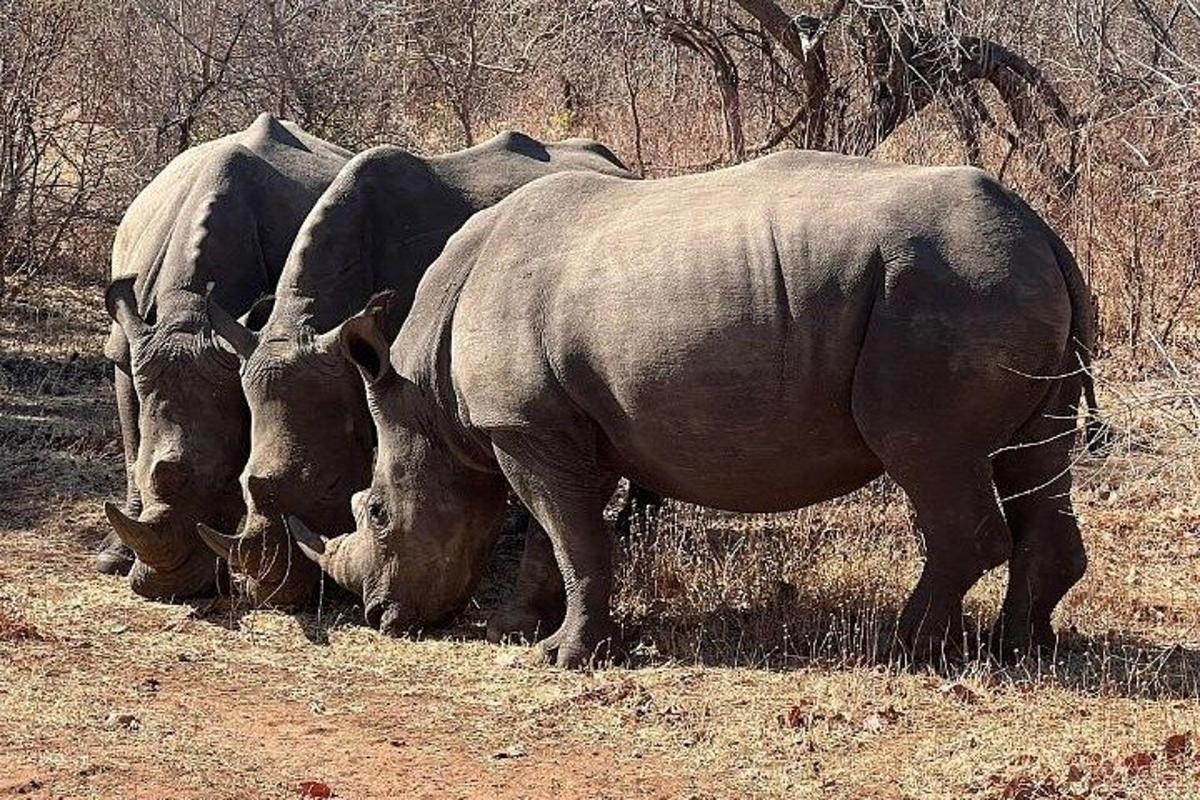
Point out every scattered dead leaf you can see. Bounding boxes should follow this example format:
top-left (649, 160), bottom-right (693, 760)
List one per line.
top-left (779, 704), bottom-right (812, 730)
top-left (103, 712), bottom-right (140, 731)
top-left (0, 604), bottom-right (43, 642)
top-left (939, 682), bottom-right (980, 704)
top-left (492, 744), bottom-right (528, 760)
top-left (997, 775), bottom-right (1061, 799)
top-left (860, 707), bottom-right (901, 735)
top-left (1164, 732), bottom-right (1193, 760)
top-left (297, 780), bottom-right (334, 798)
top-left (1123, 751), bottom-right (1155, 775)
top-left (12, 779), bottom-right (43, 795)
top-left (493, 650), bottom-right (522, 668)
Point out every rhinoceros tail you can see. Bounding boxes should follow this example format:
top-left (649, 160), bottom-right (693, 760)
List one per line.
top-left (1044, 225), bottom-right (1109, 454)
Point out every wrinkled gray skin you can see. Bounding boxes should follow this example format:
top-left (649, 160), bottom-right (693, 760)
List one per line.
top-left (293, 151), bottom-right (1100, 668)
top-left (199, 131), bottom-right (636, 609)
top-left (100, 114), bottom-right (350, 599)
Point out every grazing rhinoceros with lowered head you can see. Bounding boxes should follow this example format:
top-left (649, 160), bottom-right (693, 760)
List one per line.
top-left (101, 113), bottom-right (350, 599)
top-left (288, 150), bottom-right (1102, 667)
top-left (194, 131), bottom-right (650, 617)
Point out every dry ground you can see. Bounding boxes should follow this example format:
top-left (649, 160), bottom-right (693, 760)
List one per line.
top-left (1, 276), bottom-right (1198, 800)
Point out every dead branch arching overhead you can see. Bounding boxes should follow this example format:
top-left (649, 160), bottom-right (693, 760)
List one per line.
top-left (726, 0), bottom-right (1082, 193)
top-left (637, 2), bottom-right (746, 163)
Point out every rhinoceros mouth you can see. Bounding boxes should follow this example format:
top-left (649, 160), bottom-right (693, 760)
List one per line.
top-left (198, 518), bottom-right (321, 607)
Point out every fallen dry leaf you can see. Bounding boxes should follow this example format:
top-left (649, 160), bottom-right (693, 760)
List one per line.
top-left (297, 780), bottom-right (333, 798)
top-left (493, 650), bottom-right (523, 668)
top-left (1164, 732), bottom-right (1193, 760)
top-left (103, 712), bottom-right (140, 731)
top-left (861, 714), bottom-right (888, 734)
top-left (939, 682), bottom-right (980, 704)
top-left (860, 705), bottom-right (902, 734)
top-left (492, 744), bottom-right (528, 760)
top-left (1123, 751), bottom-right (1156, 775)
top-left (779, 704), bottom-right (812, 730)
top-left (0, 605), bottom-right (42, 642)
top-left (998, 775), bottom-right (1061, 799)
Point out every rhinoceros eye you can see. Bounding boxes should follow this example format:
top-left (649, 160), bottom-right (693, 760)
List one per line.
top-left (367, 495), bottom-right (389, 529)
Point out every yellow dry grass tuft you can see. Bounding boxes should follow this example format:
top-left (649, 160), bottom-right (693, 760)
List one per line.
top-left (1, 276), bottom-right (1198, 799)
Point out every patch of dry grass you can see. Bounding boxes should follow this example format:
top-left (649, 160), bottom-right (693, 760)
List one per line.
top-left (1, 276), bottom-right (1198, 799)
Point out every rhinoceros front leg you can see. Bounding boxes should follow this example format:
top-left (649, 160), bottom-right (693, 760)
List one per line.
top-left (493, 432), bottom-right (622, 670)
top-left (486, 517), bottom-right (565, 644)
top-left (97, 365), bottom-right (139, 575)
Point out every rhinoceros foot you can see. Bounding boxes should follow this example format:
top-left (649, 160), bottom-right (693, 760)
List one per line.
top-left (95, 531), bottom-right (135, 575)
top-left (537, 616), bottom-right (625, 670)
top-left (486, 598), bottom-right (563, 645)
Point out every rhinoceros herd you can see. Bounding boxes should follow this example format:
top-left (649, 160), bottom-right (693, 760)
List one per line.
top-left (99, 113), bottom-right (1101, 668)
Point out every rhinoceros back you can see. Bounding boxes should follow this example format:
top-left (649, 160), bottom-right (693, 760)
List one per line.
top-left (106, 114), bottom-right (350, 363)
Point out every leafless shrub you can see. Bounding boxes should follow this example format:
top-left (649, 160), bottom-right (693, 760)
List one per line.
top-left (1, 0), bottom-right (1196, 348)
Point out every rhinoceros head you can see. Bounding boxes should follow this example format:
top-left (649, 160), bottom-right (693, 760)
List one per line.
top-left (285, 296), bottom-right (507, 632)
top-left (104, 279), bottom-right (250, 598)
top-left (197, 296), bottom-right (391, 605)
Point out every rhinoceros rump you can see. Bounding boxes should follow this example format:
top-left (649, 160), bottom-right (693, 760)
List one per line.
top-left (101, 114), bottom-right (350, 599)
top-left (196, 132), bottom-right (640, 609)
top-left (292, 151), bottom-right (1100, 668)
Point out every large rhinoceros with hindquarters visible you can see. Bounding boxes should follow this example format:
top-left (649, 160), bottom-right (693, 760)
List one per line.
top-left (287, 150), bottom-right (1103, 668)
top-left (100, 114), bottom-right (350, 599)
top-left (195, 131), bottom-right (651, 614)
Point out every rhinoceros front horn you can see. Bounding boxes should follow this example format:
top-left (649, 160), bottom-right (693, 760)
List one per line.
top-left (287, 516), bottom-right (363, 596)
top-left (104, 502), bottom-right (171, 567)
top-left (196, 523), bottom-right (238, 561)
top-left (195, 523), bottom-right (267, 575)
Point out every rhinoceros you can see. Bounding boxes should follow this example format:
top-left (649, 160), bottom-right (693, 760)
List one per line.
top-left (286, 151), bottom-right (1102, 668)
top-left (194, 131), bottom-right (651, 617)
top-left (101, 113), bottom-right (350, 598)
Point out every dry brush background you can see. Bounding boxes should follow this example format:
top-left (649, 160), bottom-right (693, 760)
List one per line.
top-left (2, 0), bottom-right (1200, 798)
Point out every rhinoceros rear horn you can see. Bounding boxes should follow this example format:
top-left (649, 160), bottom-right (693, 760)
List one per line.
top-left (207, 294), bottom-right (259, 359)
top-left (104, 278), bottom-right (148, 343)
top-left (104, 501), bottom-right (171, 567)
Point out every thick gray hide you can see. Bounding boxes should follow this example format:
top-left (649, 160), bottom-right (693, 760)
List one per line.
top-left (323, 151), bottom-right (1097, 668)
top-left (101, 113), bottom-right (350, 599)
top-left (220, 131), bottom-right (634, 606)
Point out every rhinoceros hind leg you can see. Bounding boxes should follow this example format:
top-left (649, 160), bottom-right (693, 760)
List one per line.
top-left (487, 517), bottom-right (565, 644)
top-left (492, 431), bottom-right (622, 670)
top-left (887, 458), bottom-right (1013, 660)
top-left (992, 383), bottom-right (1087, 658)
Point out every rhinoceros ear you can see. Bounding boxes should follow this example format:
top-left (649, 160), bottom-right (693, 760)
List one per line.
top-left (105, 277), bottom-right (148, 342)
top-left (339, 304), bottom-right (394, 385)
top-left (363, 290), bottom-right (409, 345)
top-left (239, 294), bottom-right (275, 332)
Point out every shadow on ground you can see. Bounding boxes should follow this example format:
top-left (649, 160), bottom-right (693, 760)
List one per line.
top-left (178, 503), bottom-right (1200, 703)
